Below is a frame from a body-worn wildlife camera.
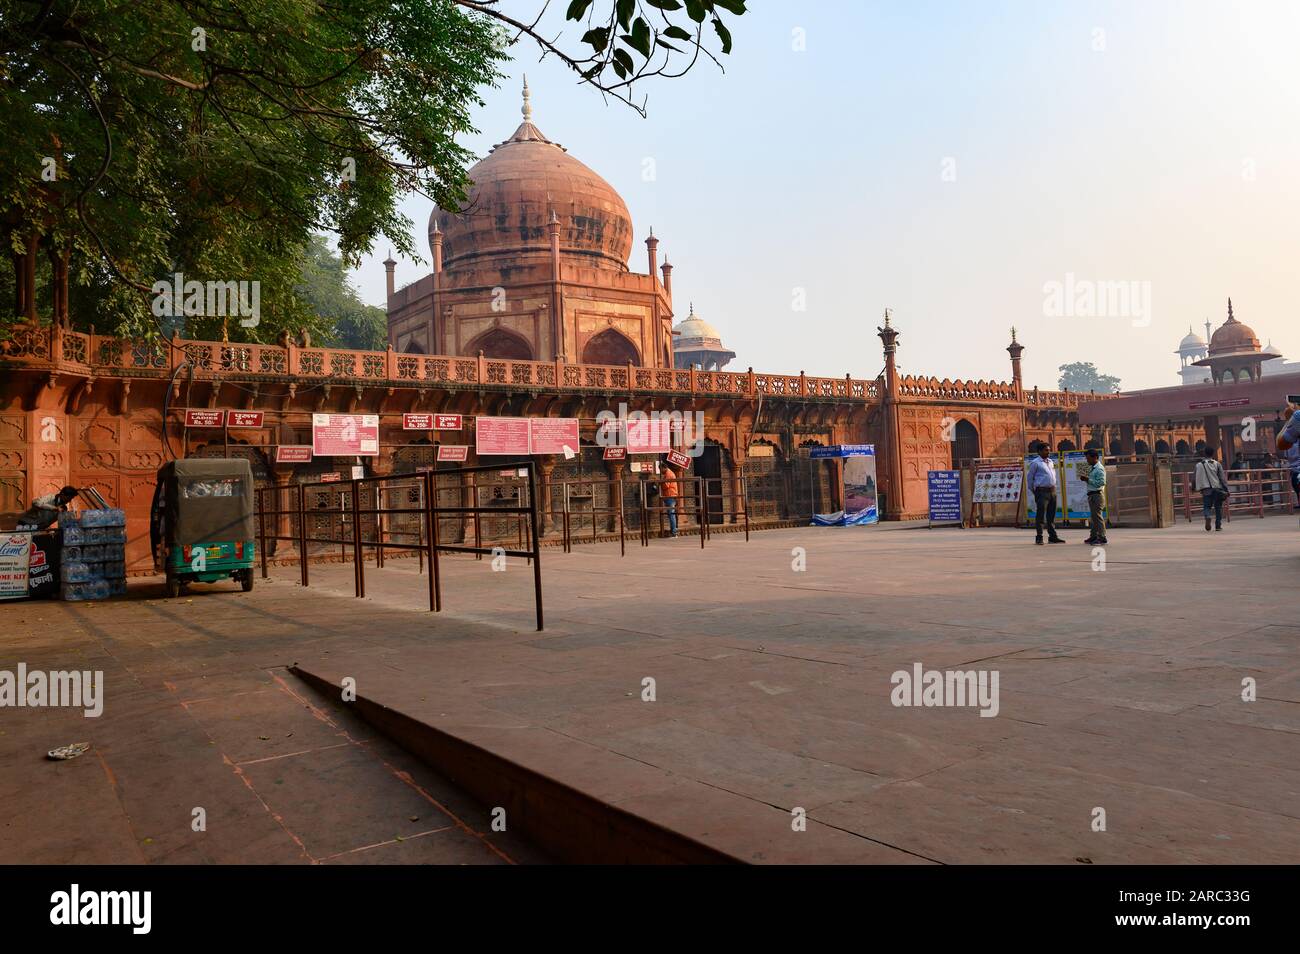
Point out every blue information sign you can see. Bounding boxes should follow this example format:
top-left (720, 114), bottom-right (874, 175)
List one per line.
top-left (927, 470), bottom-right (962, 523)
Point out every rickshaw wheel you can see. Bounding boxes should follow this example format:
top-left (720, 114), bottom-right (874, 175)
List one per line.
top-left (239, 569), bottom-right (254, 593)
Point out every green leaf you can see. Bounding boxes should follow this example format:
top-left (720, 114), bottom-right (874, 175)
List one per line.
top-left (712, 17), bottom-right (732, 53)
top-left (616, 0), bottom-right (635, 30)
top-left (612, 47), bottom-right (635, 75)
top-left (684, 0), bottom-right (707, 23)
top-left (566, 0), bottom-right (595, 21)
top-left (712, 0), bottom-right (747, 13)
top-left (612, 60), bottom-right (628, 79)
top-left (646, 0), bottom-right (684, 9)
top-left (581, 27), bottom-right (611, 52)
top-left (654, 37), bottom-right (683, 53)
top-left (663, 25), bottom-right (694, 41)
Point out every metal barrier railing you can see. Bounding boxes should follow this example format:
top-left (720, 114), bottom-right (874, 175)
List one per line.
top-left (638, 475), bottom-right (707, 548)
top-left (558, 477), bottom-right (626, 556)
top-left (700, 475), bottom-right (751, 541)
top-left (1176, 467), bottom-right (1296, 523)
top-left (255, 461), bottom-right (543, 630)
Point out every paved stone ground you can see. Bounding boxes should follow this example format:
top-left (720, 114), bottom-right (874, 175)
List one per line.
top-left (0, 579), bottom-right (547, 864)
top-left (3, 517), bottom-right (1299, 863)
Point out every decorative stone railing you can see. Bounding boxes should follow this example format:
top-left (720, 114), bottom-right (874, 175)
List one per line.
top-left (1, 322), bottom-right (879, 402)
top-left (897, 374), bottom-right (1020, 402)
top-left (1025, 387), bottom-right (1120, 409)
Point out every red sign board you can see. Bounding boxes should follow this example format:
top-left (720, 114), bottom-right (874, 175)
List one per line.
top-left (275, 445), bottom-right (313, 463)
top-left (626, 418), bottom-right (672, 454)
top-left (602, 447), bottom-right (627, 461)
top-left (437, 445), bottom-right (469, 462)
top-left (475, 417), bottom-right (531, 456)
top-left (1189, 398), bottom-right (1251, 410)
top-left (529, 418), bottom-right (580, 456)
top-left (185, 409), bottom-right (225, 428)
top-left (228, 410), bottom-right (264, 428)
top-left (312, 413), bottom-right (379, 457)
top-left (320, 473), bottom-right (342, 483)
top-left (404, 412), bottom-right (461, 431)
top-left (666, 449), bottom-right (692, 470)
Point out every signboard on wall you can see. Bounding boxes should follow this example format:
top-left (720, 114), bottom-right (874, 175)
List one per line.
top-left (228, 411), bottom-right (264, 428)
top-left (665, 449), bottom-right (692, 470)
top-left (475, 417), bottom-right (531, 456)
top-left (185, 409), bottom-right (225, 428)
top-left (625, 419), bottom-right (672, 454)
top-left (602, 447), bottom-right (627, 461)
top-left (437, 445), bottom-right (469, 462)
top-left (312, 414), bottom-right (379, 457)
top-left (971, 464), bottom-right (1022, 504)
top-left (1061, 450), bottom-right (1099, 520)
top-left (403, 413), bottom-right (463, 431)
top-left (927, 470), bottom-right (962, 523)
top-left (475, 417), bottom-right (580, 456)
top-left (434, 414), bottom-right (463, 430)
top-left (275, 445), bottom-right (313, 463)
top-left (529, 418), bottom-right (580, 456)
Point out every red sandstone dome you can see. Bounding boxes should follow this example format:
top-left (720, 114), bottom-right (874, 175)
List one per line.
top-left (428, 80), bottom-right (633, 273)
top-left (1204, 298), bottom-right (1274, 359)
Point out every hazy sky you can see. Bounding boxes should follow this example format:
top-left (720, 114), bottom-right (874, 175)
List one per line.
top-left (351, 0), bottom-right (1300, 392)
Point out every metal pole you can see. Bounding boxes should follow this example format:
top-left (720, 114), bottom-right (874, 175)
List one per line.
top-left (351, 479), bottom-right (364, 598)
top-left (297, 483), bottom-right (309, 587)
top-left (527, 463), bottom-right (544, 631)
top-left (618, 478), bottom-right (625, 557)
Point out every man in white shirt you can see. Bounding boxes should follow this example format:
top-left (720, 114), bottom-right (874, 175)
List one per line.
top-left (1026, 445), bottom-right (1064, 545)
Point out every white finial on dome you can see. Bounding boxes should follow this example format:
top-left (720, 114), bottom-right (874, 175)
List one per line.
top-left (522, 75), bottom-right (532, 122)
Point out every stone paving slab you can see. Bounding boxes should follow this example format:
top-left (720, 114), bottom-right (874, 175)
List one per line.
top-left (284, 518), bottom-right (1300, 863)
top-left (4, 517), bottom-right (1299, 863)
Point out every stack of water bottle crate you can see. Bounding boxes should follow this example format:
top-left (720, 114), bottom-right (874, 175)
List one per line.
top-left (58, 508), bottom-right (128, 601)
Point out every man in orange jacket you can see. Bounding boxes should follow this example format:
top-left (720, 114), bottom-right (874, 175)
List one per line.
top-left (661, 464), bottom-right (679, 537)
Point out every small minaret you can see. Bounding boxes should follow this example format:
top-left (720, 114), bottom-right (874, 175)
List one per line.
top-left (1007, 326), bottom-right (1024, 389)
top-left (645, 227), bottom-right (658, 280)
top-left (383, 249), bottom-right (396, 300)
top-left (547, 208), bottom-right (561, 279)
top-left (522, 74), bottom-right (533, 122)
top-left (661, 256), bottom-right (673, 297)
top-left (430, 219), bottom-right (443, 275)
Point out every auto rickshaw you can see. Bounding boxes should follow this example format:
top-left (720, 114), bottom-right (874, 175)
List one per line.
top-left (149, 458), bottom-right (256, 597)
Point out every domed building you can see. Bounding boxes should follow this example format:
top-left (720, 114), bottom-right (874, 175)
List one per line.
top-left (1174, 325), bottom-right (1210, 386)
top-left (384, 79), bottom-right (676, 367)
top-left (672, 303), bottom-right (736, 371)
top-left (1192, 298), bottom-right (1281, 385)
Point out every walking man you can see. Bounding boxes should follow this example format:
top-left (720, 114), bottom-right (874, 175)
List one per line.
top-left (661, 463), bottom-right (680, 537)
top-left (1027, 445), bottom-right (1064, 545)
top-left (1079, 448), bottom-right (1108, 545)
top-left (1193, 445), bottom-right (1230, 532)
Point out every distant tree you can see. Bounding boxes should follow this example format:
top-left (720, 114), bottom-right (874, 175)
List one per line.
top-left (1058, 362), bottom-right (1121, 393)
top-left (297, 236), bottom-right (387, 351)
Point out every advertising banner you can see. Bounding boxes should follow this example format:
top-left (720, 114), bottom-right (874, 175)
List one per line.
top-left (0, 532), bottom-right (33, 600)
top-left (972, 464), bottom-right (1022, 504)
top-left (808, 445), bottom-right (878, 526)
top-left (1061, 450), bottom-right (1098, 520)
top-left (927, 470), bottom-right (962, 523)
top-left (475, 417), bottom-right (531, 456)
top-left (312, 414), bottom-right (379, 457)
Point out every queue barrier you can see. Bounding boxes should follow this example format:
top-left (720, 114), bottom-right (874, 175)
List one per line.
top-left (255, 461), bottom-right (543, 630)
